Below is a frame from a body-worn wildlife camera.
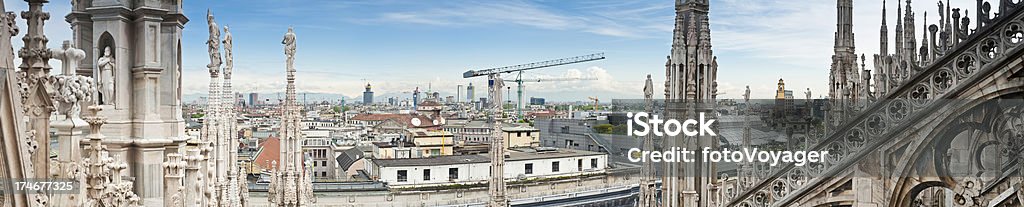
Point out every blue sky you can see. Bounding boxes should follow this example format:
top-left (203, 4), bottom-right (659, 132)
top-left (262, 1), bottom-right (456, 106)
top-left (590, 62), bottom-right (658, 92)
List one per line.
top-left (5, 0), bottom-right (987, 101)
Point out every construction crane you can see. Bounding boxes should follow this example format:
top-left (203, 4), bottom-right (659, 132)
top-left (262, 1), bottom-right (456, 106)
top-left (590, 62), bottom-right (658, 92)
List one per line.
top-left (463, 53), bottom-right (606, 118)
top-left (462, 53), bottom-right (606, 79)
top-left (504, 77), bottom-right (597, 118)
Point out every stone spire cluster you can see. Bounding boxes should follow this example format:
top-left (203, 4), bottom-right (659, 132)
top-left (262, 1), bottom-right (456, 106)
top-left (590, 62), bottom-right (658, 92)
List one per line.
top-left (201, 10), bottom-right (248, 206)
top-left (828, 0), bottom-right (865, 127)
top-left (662, 0), bottom-right (719, 206)
top-left (820, 0), bottom-right (974, 131)
top-left (872, 0), bottom-right (964, 101)
top-left (268, 27), bottom-right (316, 206)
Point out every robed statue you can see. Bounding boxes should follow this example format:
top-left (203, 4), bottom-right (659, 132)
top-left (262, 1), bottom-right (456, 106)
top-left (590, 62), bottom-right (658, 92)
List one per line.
top-left (223, 25), bottom-right (233, 76)
top-left (96, 46), bottom-right (115, 105)
top-left (742, 85), bottom-right (750, 103)
top-left (282, 27), bottom-right (296, 71)
top-left (644, 75), bottom-right (654, 98)
top-left (206, 10), bottom-right (222, 71)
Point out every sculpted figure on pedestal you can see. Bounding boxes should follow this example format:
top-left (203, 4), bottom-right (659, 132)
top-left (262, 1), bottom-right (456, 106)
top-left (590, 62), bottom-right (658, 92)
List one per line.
top-left (282, 27), bottom-right (296, 71)
top-left (206, 10), bottom-right (222, 70)
top-left (223, 25), bottom-right (233, 76)
top-left (96, 46), bottom-right (115, 105)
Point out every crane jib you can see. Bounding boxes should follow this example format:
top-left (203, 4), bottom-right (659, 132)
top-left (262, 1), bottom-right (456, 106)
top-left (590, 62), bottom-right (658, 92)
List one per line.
top-left (461, 53), bottom-right (606, 79)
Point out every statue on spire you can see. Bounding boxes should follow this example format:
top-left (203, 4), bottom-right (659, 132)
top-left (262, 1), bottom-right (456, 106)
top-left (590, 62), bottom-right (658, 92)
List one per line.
top-left (282, 27), bottom-right (297, 72)
top-left (206, 10), bottom-right (222, 71)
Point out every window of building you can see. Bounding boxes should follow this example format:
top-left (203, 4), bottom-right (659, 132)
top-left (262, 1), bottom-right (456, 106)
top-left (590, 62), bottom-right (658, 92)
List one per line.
top-left (517, 132), bottom-right (522, 137)
top-left (322, 172), bottom-right (327, 177)
top-left (577, 159), bottom-right (583, 171)
top-left (449, 168), bottom-right (459, 180)
top-left (397, 170), bottom-right (407, 182)
top-left (312, 161), bottom-right (316, 167)
top-left (525, 163), bottom-right (533, 174)
top-left (591, 158), bottom-right (598, 169)
top-left (423, 169), bottom-right (431, 181)
top-left (551, 161), bottom-right (560, 172)
top-left (322, 161), bottom-right (327, 167)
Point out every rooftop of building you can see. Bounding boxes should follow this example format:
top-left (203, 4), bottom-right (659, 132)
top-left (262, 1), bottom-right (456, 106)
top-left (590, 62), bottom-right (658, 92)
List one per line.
top-left (405, 128), bottom-right (453, 137)
top-left (371, 147), bottom-right (605, 167)
top-left (350, 113), bottom-right (439, 128)
top-left (336, 147), bottom-right (366, 171)
top-left (253, 137), bottom-right (281, 170)
top-left (372, 140), bottom-right (416, 148)
top-left (502, 125), bottom-right (539, 132)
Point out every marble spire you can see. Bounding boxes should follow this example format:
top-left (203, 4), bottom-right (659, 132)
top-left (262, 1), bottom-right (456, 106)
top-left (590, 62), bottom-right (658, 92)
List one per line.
top-left (269, 26), bottom-right (315, 207)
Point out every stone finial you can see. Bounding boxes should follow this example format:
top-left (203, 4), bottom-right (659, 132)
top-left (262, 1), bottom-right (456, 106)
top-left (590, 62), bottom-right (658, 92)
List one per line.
top-left (83, 105), bottom-right (106, 139)
top-left (163, 153), bottom-right (186, 177)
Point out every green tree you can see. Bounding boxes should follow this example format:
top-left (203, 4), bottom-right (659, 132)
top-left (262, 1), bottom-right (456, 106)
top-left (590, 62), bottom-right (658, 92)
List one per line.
top-left (612, 124), bottom-right (628, 135)
top-left (593, 124), bottom-right (614, 134)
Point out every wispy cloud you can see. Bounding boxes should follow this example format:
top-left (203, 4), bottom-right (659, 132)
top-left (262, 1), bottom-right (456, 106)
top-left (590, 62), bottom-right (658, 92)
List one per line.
top-left (375, 1), bottom-right (668, 38)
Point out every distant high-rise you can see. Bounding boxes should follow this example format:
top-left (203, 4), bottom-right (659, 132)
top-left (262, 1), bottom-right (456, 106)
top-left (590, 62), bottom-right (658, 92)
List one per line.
top-left (363, 83), bottom-right (374, 104)
top-left (466, 83), bottom-right (475, 102)
top-left (249, 92), bottom-right (259, 106)
top-left (529, 97), bottom-right (545, 105)
top-left (413, 87), bottom-right (421, 110)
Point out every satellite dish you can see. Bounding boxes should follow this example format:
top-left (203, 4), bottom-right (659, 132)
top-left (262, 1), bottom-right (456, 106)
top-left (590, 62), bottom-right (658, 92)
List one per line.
top-left (432, 120), bottom-right (439, 125)
top-left (411, 118), bottom-right (421, 127)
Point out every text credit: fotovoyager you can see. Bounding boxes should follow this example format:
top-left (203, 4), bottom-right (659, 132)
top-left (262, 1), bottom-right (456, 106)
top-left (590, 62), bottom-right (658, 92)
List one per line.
top-left (625, 112), bottom-right (829, 167)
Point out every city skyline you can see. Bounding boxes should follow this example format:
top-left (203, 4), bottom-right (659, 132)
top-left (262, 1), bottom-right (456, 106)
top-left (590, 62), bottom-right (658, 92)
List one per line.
top-left (3, 0), bottom-right (987, 101)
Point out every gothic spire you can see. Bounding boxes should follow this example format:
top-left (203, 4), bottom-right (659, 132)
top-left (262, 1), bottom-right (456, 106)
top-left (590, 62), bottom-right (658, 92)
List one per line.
top-left (881, 0), bottom-right (889, 55)
top-left (895, 0), bottom-right (904, 57)
top-left (904, 0), bottom-right (917, 64)
top-left (835, 0), bottom-right (855, 49)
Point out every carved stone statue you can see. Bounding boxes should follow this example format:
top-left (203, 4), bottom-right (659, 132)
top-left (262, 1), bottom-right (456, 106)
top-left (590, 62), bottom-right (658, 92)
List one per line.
top-left (643, 74), bottom-right (653, 100)
top-left (222, 25), bottom-right (233, 76)
top-left (743, 85), bottom-right (750, 103)
top-left (805, 88), bottom-right (812, 100)
top-left (96, 46), bottom-right (115, 105)
top-left (206, 10), bottom-right (222, 70)
top-left (282, 27), bottom-right (296, 71)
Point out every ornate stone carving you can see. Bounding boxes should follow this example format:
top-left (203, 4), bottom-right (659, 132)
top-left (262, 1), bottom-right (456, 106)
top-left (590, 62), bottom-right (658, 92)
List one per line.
top-left (953, 177), bottom-right (983, 206)
top-left (48, 75), bottom-right (94, 119)
top-left (50, 40), bottom-right (86, 75)
top-left (23, 129), bottom-right (37, 155)
top-left (81, 106), bottom-right (140, 207)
